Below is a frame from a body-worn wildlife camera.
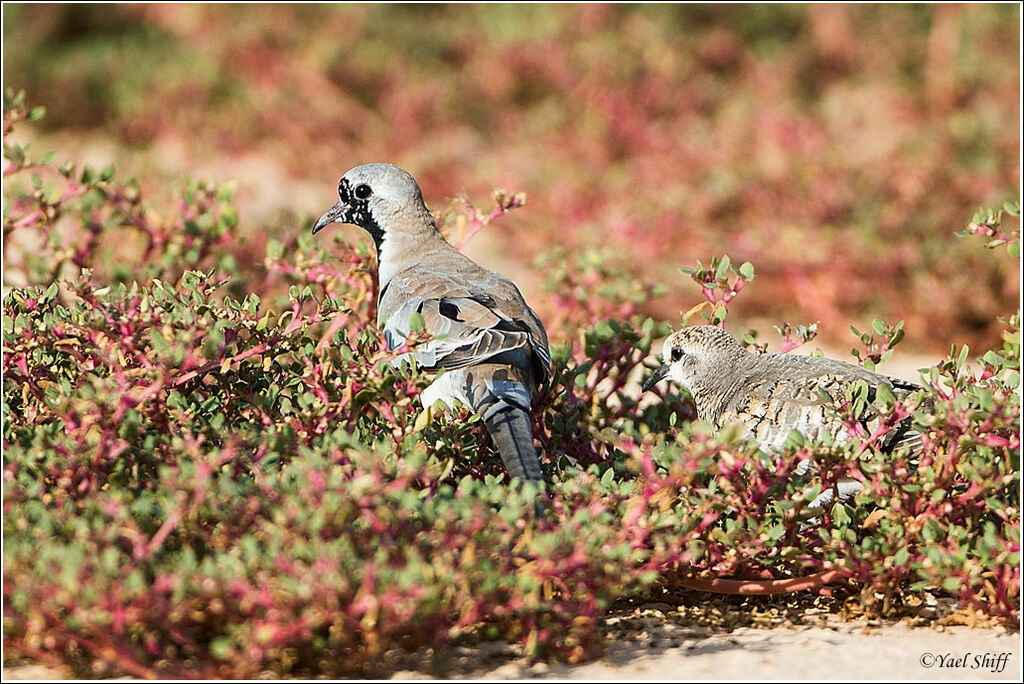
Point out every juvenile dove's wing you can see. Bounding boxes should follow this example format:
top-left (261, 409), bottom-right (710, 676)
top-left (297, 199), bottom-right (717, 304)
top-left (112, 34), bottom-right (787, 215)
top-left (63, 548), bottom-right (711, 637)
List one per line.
top-left (722, 354), bottom-right (925, 455)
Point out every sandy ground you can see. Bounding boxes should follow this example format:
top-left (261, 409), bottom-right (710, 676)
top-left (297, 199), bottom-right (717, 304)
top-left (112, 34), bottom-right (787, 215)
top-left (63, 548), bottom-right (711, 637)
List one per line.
top-left (473, 622), bottom-right (1021, 680)
top-left (378, 594), bottom-right (1023, 681)
top-left (6, 621), bottom-right (1018, 681)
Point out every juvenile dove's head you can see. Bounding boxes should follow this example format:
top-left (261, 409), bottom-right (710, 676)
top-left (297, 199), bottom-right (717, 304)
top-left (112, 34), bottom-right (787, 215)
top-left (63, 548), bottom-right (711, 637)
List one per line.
top-left (642, 325), bottom-right (748, 393)
top-left (312, 163), bottom-right (429, 244)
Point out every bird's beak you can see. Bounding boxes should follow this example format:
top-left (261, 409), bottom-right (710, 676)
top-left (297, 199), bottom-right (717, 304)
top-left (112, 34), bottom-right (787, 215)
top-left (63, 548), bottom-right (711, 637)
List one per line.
top-left (312, 201), bottom-right (349, 235)
top-left (641, 363), bottom-right (671, 392)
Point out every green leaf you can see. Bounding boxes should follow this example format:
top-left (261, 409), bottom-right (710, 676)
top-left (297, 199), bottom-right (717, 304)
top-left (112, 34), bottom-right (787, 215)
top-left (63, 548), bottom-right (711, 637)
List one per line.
top-left (783, 429), bottom-right (805, 448)
top-left (600, 468), bottom-right (615, 487)
top-left (41, 282), bottom-right (59, 303)
top-left (710, 302), bottom-right (727, 324)
top-left (957, 344), bottom-right (970, 369)
top-left (210, 637), bottom-right (235, 660)
top-left (714, 254), bottom-right (731, 281)
top-left (266, 239), bottom-right (285, 261)
top-left (981, 350), bottom-right (1006, 367)
top-left (149, 328), bottom-right (169, 353)
top-left (832, 504), bottom-right (851, 527)
top-left (220, 205), bottom-right (239, 229)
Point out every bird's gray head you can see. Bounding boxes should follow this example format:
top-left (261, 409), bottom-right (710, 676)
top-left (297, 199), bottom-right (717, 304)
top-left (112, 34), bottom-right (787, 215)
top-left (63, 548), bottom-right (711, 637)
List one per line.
top-left (642, 325), bottom-right (748, 393)
top-left (311, 163), bottom-right (429, 248)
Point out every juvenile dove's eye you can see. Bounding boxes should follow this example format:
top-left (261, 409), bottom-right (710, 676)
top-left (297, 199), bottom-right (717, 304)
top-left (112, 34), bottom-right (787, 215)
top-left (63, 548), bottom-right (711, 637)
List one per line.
top-left (354, 184), bottom-right (373, 200)
top-left (670, 348), bottom-right (683, 362)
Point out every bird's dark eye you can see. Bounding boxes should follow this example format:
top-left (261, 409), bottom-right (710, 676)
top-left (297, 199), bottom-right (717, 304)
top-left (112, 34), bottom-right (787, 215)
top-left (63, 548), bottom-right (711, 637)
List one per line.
top-left (354, 184), bottom-right (372, 200)
top-left (670, 348), bottom-right (683, 362)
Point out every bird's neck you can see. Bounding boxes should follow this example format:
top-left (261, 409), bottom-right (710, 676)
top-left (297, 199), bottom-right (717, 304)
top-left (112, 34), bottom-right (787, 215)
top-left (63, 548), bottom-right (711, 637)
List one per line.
top-left (375, 211), bottom-right (454, 287)
top-left (691, 352), bottom-right (754, 424)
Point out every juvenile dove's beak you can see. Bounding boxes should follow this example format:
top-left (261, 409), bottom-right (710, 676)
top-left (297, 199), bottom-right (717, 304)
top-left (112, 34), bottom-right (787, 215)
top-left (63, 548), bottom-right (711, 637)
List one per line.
top-left (642, 364), bottom-right (670, 392)
top-left (312, 201), bottom-right (348, 235)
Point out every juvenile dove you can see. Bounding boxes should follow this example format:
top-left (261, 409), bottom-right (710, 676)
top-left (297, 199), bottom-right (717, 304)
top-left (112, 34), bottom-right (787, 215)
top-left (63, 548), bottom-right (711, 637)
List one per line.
top-left (643, 325), bottom-right (925, 511)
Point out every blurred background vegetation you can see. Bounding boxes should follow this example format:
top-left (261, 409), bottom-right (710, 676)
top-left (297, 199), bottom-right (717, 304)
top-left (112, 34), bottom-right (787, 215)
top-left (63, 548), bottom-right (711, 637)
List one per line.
top-left (3, 3), bottom-right (1020, 354)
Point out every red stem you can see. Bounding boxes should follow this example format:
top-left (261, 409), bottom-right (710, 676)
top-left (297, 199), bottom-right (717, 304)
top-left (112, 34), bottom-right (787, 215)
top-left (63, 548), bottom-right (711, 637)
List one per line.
top-left (454, 217), bottom-right (487, 250)
top-left (173, 342), bottom-right (268, 386)
top-left (676, 569), bottom-right (843, 595)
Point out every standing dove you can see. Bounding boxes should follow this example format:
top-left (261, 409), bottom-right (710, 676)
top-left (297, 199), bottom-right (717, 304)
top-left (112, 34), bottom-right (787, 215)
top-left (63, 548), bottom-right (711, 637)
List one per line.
top-left (313, 163), bottom-right (551, 484)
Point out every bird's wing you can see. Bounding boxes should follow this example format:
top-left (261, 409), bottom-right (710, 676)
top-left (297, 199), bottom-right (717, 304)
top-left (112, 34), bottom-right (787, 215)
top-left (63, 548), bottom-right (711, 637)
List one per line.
top-left (724, 356), bottom-right (925, 454)
top-left (381, 267), bottom-right (550, 484)
top-left (776, 358), bottom-right (928, 454)
top-left (722, 373), bottom-right (845, 449)
top-left (748, 354), bottom-right (927, 407)
top-left (380, 268), bottom-right (550, 377)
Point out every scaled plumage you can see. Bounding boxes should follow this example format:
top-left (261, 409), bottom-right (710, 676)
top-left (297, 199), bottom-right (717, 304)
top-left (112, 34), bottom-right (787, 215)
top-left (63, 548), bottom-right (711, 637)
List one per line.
top-left (644, 325), bottom-right (926, 511)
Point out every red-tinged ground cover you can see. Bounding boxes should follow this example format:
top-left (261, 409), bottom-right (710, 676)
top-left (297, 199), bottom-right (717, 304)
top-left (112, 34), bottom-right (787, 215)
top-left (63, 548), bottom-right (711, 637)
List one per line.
top-left (2, 4), bottom-right (1020, 678)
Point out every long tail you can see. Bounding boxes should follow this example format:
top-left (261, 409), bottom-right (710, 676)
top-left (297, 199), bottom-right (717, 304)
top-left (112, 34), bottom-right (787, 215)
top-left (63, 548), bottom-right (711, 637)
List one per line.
top-left (478, 399), bottom-right (544, 483)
